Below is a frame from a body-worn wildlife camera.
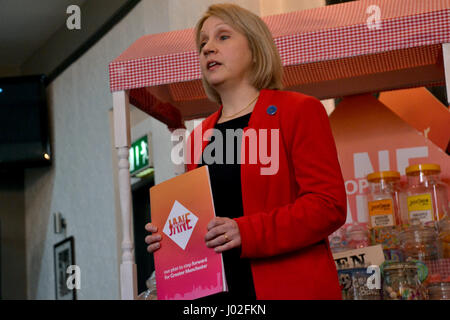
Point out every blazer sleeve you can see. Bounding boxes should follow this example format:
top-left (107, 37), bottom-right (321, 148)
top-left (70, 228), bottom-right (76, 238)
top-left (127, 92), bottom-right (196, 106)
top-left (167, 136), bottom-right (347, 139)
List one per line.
top-left (234, 95), bottom-right (347, 259)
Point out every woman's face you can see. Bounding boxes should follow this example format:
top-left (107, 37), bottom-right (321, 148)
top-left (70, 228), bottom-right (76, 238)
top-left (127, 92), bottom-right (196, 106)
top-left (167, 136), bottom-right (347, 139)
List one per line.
top-left (199, 16), bottom-right (253, 89)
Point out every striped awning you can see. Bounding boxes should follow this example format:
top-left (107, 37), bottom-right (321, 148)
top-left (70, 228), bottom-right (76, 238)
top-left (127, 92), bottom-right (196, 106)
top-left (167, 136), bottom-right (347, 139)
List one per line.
top-left (109, 0), bottom-right (450, 122)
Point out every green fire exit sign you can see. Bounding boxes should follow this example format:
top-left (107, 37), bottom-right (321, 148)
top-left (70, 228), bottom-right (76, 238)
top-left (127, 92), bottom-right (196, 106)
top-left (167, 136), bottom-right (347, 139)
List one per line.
top-left (129, 135), bottom-right (149, 175)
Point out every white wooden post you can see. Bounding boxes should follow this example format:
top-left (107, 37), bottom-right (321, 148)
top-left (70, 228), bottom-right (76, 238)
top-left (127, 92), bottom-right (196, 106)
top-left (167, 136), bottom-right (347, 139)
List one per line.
top-left (113, 90), bottom-right (138, 300)
top-left (173, 138), bottom-right (186, 176)
top-left (443, 43), bottom-right (450, 106)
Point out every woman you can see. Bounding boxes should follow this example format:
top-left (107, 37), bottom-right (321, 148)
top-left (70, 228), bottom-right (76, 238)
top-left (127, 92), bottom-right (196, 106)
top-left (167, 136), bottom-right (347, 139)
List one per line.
top-left (145, 3), bottom-right (347, 300)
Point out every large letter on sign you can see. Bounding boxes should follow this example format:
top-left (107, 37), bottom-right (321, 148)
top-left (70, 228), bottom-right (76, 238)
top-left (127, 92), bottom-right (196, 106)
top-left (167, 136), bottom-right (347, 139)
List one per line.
top-left (66, 5), bottom-right (81, 30)
top-left (66, 265), bottom-right (81, 290)
top-left (366, 265), bottom-right (381, 290)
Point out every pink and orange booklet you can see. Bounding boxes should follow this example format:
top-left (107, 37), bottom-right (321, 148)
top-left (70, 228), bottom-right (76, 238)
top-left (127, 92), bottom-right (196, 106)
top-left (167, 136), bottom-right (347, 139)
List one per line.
top-left (150, 165), bottom-right (227, 300)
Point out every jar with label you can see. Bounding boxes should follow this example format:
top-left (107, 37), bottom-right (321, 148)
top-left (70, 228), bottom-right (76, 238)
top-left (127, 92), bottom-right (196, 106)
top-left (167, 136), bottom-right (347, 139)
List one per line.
top-left (382, 261), bottom-right (428, 300)
top-left (398, 219), bottom-right (441, 261)
top-left (403, 164), bottom-right (449, 227)
top-left (427, 282), bottom-right (450, 300)
top-left (438, 218), bottom-right (450, 259)
top-left (366, 171), bottom-right (402, 251)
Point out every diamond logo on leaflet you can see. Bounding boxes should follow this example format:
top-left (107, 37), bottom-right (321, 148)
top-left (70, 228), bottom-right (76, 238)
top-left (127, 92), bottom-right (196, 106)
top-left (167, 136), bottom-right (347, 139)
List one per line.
top-left (163, 200), bottom-right (199, 250)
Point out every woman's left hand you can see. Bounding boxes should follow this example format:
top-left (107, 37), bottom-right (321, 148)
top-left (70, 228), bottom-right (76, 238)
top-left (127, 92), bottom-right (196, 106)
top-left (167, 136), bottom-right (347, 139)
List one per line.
top-left (205, 217), bottom-right (241, 253)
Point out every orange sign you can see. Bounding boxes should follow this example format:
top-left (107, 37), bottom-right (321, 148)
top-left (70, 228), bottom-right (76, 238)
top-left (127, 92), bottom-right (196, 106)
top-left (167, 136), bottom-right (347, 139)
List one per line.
top-left (379, 87), bottom-right (450, 151)
top-left (329, 93), bottom-right (450, 227)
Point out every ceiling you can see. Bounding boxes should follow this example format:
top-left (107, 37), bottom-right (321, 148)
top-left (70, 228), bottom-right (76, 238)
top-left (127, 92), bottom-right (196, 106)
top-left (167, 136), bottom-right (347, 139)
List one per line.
top-left (0, 0), bottom-right (87, 69)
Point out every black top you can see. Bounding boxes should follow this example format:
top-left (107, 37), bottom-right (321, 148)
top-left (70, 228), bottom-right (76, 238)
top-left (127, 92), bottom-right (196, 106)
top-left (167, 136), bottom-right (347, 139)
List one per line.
top-left (197, 112), bottom-right (256, 301)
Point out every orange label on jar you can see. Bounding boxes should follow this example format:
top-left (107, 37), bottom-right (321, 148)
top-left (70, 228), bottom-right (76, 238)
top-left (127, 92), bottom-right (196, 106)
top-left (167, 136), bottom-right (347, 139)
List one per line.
top-left (368, 199), bottom-right (394, 227)
top-left (407, 193), bottom-right (433, 223)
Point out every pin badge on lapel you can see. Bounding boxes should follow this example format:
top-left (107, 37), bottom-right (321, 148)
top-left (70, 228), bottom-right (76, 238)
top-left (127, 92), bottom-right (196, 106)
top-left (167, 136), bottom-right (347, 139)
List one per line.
top-left (266, 105), bottom-right (277, 115)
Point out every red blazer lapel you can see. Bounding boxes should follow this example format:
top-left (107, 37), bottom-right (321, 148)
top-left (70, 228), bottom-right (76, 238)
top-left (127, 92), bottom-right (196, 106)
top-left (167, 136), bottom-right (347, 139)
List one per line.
top-left (186, 88), bottom-right (277, 171)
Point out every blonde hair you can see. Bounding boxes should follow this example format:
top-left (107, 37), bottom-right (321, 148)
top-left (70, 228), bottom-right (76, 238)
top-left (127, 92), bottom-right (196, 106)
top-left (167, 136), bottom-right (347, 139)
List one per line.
top-left (194, 3), bottom-right (284, 105)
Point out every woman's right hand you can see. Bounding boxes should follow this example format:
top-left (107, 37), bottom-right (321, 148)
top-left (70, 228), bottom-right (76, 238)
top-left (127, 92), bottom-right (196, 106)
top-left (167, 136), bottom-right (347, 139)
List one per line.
top-left (145, 223), bottom-right (162, 253)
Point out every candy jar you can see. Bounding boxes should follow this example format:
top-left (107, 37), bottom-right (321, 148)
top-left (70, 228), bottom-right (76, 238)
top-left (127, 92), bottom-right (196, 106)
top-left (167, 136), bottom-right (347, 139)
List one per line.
top-left (382, 261), bottom-right (428, 300)
top-left (398, 219), bottom-right (440, 262)
top-left (366, 171), bottom-right (403, 257)
top-left (338, 266), bottom-right (382, 300)
top-left (366, 171), bottom-right (402, 229)
top-left (137, 271), bottom-right (157, 300)
top-left (338, 269), bottom-right (355, 300)
top-left (346, 223), bottom-right (370, 249)
top-left (438, 217), bottom-right (450, 259)
top-left (427, 282), bottom-right (450, 300)
top-left (329, 229), bottom-right (350, 253)
top-left (401, 164), bottom-right (449, 227)
top-left (351, 268), bottom-right (382, 300)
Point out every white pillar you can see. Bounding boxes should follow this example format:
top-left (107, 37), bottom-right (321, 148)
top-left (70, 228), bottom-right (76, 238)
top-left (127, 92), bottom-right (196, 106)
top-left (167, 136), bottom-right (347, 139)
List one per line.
top-left (113, 90), bottom-right (138, 300)
top-left (443, 43), bottom-right (450, 106)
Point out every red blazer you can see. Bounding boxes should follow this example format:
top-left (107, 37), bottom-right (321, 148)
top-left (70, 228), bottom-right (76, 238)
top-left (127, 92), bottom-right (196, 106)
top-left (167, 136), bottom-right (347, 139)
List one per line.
top-left (186, 88), bottom-right (347, 299)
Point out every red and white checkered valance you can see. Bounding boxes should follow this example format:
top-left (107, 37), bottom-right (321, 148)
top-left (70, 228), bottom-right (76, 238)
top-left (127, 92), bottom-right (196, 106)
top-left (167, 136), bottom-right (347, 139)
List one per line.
top-left (109, 0), bottom-right (450, 121)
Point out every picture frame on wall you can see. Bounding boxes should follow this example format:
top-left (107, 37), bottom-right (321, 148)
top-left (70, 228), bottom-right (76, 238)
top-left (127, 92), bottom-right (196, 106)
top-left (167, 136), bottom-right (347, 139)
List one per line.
top-left (54, 236), bottom-right (76, 300)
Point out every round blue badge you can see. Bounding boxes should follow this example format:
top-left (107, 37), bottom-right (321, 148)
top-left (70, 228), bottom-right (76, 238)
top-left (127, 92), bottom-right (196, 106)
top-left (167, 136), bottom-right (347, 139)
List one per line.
top-left (267, 105), bottom-right (277, 115)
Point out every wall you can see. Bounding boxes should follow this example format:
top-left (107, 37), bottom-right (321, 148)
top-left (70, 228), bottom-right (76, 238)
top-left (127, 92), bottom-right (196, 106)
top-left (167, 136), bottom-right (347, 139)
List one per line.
top-left (0, 65), bottom-right (21, 78)
top-left (22, 0), bottom-right (327, 299)
top-left (0, 171), bottom-right (26, 299)
top-left (21, 0), bottom-right (138, 79)
top-left (23, 0), bottom-right (158, 299)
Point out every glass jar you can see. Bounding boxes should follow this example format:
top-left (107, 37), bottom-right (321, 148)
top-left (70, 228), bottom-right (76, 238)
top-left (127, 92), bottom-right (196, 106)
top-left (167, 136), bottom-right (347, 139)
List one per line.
top-left (346, 223), bottom-right (370, 249)
top-left (351, 268), bottom-right (382, 300)
top-left (402, 164), bottom-right (449, 227)
top-left (329, 230), bottom-right (350, 254)
top-left (137, 271), bottom-right (157, 300)
top-left (338, 267), bottom-right (382, 300)
top-left (427, 282), bottom-right (450, 300)
top-left (338, 268), bottom-right (355, 300)
top-left (398, 220), bottom-right (440, 261)
top-left (383, 247), bottom-right (404, 262)
top-left (366, 171), bottom-right (402, 229)
top-left (382, 262), bottom-right (428, 300)
top-left (366, 171), bottom-right (403, 251)
top-left (438, 218), bottom-right (450, 259)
